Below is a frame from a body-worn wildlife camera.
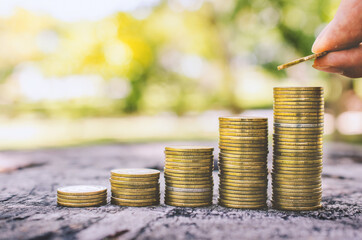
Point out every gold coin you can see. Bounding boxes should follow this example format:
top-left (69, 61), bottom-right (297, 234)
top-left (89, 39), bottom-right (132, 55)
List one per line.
top-left (56, 193), bottom-right (107, 200)
top-left (164, 175), bottom-right (212, 181)
top-left (165, 178), bottom-right (212, 185)
top-left (219, 128), bottom-right (268, 133)
top-left (272, 180), bottom-right (322, 187)
top-left (219, 117), bottom-right (267, 122)
top-left (111, 196), bottom-right (159, 204)
top-left (273, 138), bottom-right (323, 144)
top-left (274, 152), bottom-right (322, 158)
top-left (164, 195), bottom-right (211, 203)
top-left (274, 107), bottom-right (324, 112)
top-left (219, 124), bottom-right (268, 130)
top-left (111, 200), bottom-right (159, 207)
top-left (111, 186), bottom-right (159, 192)
top-left (219, 184), bottom-right (266, 192)
top-left (219, 164), bottom-right (266, 172)
top-left (220, 131), bottom-right (267, 137)
top-left (57, 185), bottom-right (107, 196)
top-left (274, 96), bottom-right (323, 101)
top-left (220, 136), bottom-right (268, 141)
top-left (273, 162), bottom-right (322, 169)
top-left (274, 148), bottom-right (322, 153)
top-left (273, 154), bottom-right (323, 160)
top-left (275, 120), bottom-right (324, 125)
top-left (274, 104), bottom-right (324, 109)
top-left (165, 200), bottom-right (211, 207)
top-left (166, 186), bottom-right (212, 193)
top-left (273, 144), bottom-right (322, 150)
top-left (165, 194), bottom-right (212, 201)
top-left (274, 103), bottom-right (324, 108)
top-left (219, 191), bottom-right (267, 199)
top-left (164, 172), bottom-right (212, 178)
top-left (219, 140), bottom-right (268, 146)
top-left (219, 120), bottom-right (268, 128)
top-left (274, 87), bottom-right (323, 93)
top-left (274, 94), bottom-right (324, 101)
top-left (57, 201), bottom-right (106, 207)
top-left (219, 155), bottom-right (267, 162)
top-left (165, 190), bottom-right (213, 197)
top-left (275, 125), bottom-right (324, 130)
top-left (274, 130), bottom-right (323, 136)
top-left (272, 199), bottom-right (322, 206)
top-left (218, 198), bottom-right (266, 205)
top-left (57, 195), bottom-right (106, 203)
top-left (111, 198), bottom-right (159, 207)
top-left (165, 157), bottom-right (213, 162)
top-left (272, 164), bottom-right (323, 171)
top-left (274, 87), bottom-right (323, 91)
top-left (165, 162), bottom-right (212, 168)
top-left (220, 177), bottom-right (267, 184)
top-left (273, 133), bottom-right (323, 139)
top-left (166, 183), bottom-right (213, 189)
top-left (272, 183), bottom-right (322, 190)
top-left (219, 194), bottom-right (266, 202)
top-left (110, 176), bottom-right (159, 183)
top-left (218, 173), bottom-right (267, 181)
top-left (220, 181), bottom-right (267, 188)
top-left (219, 145), bottom-right (268, 152)
top-left (111, 192), bottom-right (159, 200)
top-left (164, 167), bottom-right (213, 173)
top-left (272, 176), bottom-right (321, 183)
top-left (219, 202), bottom-right (266, 209)
top-left (220, 151), bottom-right (268, 156)
top-left (109, 180), bottom-right (158, 189)
top-left (164, 153), bottom-right (214, 158)
top-left (219, 158), bottom-right (267, 166)
top-left (273, 187), bottom-right (322, 193)
top-left (110, 168), bottom-right (160, 178)
top-left (219, 161), bottom-right (267, 168)
top-left (274, 116), bottom-right (324, 121)
top-left (165, 151), bottom-right (213, 156)
top-left (272, 194), bottom-right (322, 200)
top-left (165, 146), bottom-right (213, 152)
top-left (219, 142), bottom-right (267, 148)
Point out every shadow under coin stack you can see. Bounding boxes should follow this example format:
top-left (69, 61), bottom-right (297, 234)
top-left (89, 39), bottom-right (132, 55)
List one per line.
top-left (164, 146), bottom-right (214, 207)
top-left (272, 87), bottom-right (323, 211)
top-left (110, 168), bottom-right (160, 207)
top-left (57, 185), bottom-right (107, 207)
top-left (218, 117), bottom-right (268, 209)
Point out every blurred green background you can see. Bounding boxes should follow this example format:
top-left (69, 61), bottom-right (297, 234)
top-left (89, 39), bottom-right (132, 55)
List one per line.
top-left (0, 0), bottom-right (361, 149)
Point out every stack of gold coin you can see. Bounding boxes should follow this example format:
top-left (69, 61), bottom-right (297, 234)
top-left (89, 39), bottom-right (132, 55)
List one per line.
top-left (57, 185), bottom-right (107, 207)
top-left (272, 87), bottom-right (323, 211)
top-left (218, 117), bottom-right (268, 209)
top-left (110, 168), bottom-right (160, 207)
top-left (164, 146), bottom-right (214, 207)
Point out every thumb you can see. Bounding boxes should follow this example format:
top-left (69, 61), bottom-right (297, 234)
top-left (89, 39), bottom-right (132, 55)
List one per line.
top-left (312, 0), bottom-right (362, 53)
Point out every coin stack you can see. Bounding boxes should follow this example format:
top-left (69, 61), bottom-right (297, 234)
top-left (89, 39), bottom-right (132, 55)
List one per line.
top-left (218, 117), bottom-right (268, 209)
top-left (164, 146), bottom-right (214, 207)
top-left (110, 168), bottom-right (160, 207)
top-left (57, 185), bottom-right (107, 207)
top-left (272, 87), bottom-right (323, 211)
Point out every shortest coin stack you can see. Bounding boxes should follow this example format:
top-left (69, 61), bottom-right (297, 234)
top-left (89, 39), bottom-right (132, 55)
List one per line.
top-left (57, 185), bottom-right (107, 207)
top-left (110, 168), bottom-right (160, 207)
top-left (164, 146), bottom-right (214, 207)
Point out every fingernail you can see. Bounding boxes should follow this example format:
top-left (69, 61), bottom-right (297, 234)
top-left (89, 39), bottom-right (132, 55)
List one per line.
top-left (312, 24), bottom-right (329, 53)
top-left (312, 65), bottom-right (344, 74)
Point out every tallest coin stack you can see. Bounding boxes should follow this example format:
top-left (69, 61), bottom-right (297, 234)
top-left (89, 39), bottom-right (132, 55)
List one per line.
top-left (272, 87), bottom-right (324, 211)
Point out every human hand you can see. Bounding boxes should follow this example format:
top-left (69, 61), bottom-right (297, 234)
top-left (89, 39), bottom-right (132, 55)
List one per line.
top-left (312, 0), bottom-right (362, 78)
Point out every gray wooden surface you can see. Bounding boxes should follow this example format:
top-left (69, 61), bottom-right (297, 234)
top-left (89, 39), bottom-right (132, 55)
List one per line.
top-left (0, 142), bottom-right (361, 240)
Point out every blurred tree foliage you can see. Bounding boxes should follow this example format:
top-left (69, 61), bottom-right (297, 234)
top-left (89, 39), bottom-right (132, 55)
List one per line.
top-left (0, 0), bottom-right (353, 118)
